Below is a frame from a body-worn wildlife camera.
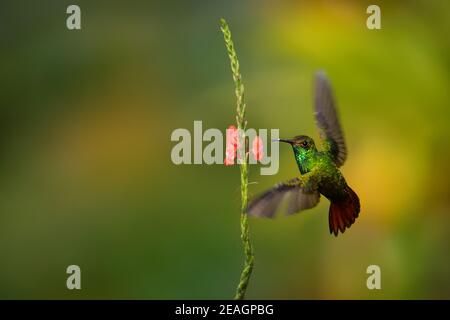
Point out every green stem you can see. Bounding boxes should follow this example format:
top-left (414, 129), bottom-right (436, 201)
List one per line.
top-left (220, 18), bottom-right (254, 300)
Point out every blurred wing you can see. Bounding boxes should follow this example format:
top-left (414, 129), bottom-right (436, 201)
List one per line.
top-left (285, 188), bottom-right (321, 215)
top-left (247, 178), bottom-right (320, 218)
top-left (314, 71), bottom-right (347, 167)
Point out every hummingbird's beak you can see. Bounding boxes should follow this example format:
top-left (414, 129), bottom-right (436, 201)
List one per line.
top-left (274, 138), bottom-right (293, 144)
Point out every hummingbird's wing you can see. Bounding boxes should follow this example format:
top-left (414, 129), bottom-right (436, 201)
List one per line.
top-left (247, 177), bottom-right (320, 218)
top-left (314, 71), bottom-right (347, 167)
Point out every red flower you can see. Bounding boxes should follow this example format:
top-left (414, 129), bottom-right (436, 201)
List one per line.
top-left (252, 136), bottom-right (264, 161)
top-left (224, 125), bottom-right (239, 165)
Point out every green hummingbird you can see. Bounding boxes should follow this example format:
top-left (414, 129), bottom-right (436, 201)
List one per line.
top-left (247, 71), bottom-right (360, 236)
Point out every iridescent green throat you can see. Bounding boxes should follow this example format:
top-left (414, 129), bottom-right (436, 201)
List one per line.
top-left (292, 146), bottom-right (317, 175)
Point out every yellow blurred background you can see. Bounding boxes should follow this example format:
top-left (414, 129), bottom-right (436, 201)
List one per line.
top-left (0, 0), bottom-right (449, 298)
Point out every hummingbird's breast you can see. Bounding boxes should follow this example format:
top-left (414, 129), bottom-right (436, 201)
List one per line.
top-left (316, 156), bottom-right (348, 200)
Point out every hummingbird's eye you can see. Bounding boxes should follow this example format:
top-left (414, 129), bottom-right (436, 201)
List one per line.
top-left (301, 140), bottom-right (308, 148)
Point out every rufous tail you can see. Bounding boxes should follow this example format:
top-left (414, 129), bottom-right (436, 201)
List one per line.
top-left (328, 185), bottom-right (360, 236)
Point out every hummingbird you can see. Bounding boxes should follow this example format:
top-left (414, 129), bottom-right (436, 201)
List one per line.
top-left (247, 71), bottom-right (360, 236)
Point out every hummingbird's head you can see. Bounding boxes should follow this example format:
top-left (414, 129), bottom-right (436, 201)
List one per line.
top-left (277, 135), bottom-right (318, 162)
top-left (278, 135), bottom-right (316, 151)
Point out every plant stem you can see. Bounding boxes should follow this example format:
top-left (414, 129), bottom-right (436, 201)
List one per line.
top-left (220, 18), bottom-right (254, 300)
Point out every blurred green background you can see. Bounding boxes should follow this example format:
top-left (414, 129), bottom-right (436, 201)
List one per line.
top-left (0, 0), bottom-right (449, 299)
